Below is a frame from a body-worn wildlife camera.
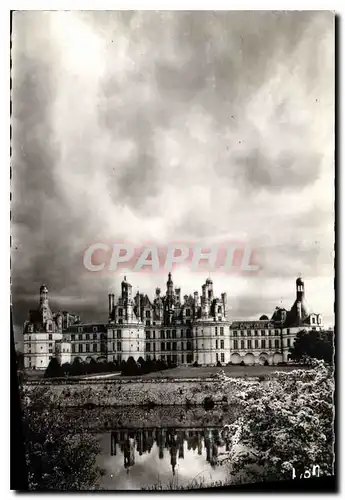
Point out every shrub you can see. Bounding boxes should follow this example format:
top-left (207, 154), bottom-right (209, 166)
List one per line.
top-left (44, 358), bottom-right (64, 379)
top-left (121, 356), bottom-right (140, 376)
top-left (240, 360), bottom-right (245, 366)
top-left (220, 359), bottom-right (334, 484)
top-left (21, 387), bottom-right (103, 490)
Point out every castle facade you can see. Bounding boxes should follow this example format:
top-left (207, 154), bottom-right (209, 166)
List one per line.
top-left (22, 275), bottom-right (323, 370)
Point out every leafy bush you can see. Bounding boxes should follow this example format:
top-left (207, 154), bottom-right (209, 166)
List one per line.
top-left (220, 359), bottom-right (334, 484)
top-left (44, 358), bottom-right (64, 379)
top-left (289, 329), bottom-right (334, 364)
top-left (22, 387), bottom-right (103, 490)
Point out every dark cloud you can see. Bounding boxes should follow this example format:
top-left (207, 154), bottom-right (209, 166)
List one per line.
top-left (11, 11), bottom-right (335, 342)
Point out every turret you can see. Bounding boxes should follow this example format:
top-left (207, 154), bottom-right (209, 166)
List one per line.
top-left (206, 277), bottom-right (213, 301)
top-left (166, 272), bottom-right (174, 296)
top-left (296, 277), bottom-right (305, 302)
top-left (121, 276), bottom-right (132, 300)
top-left (40, 284), bottom-right (49, 307)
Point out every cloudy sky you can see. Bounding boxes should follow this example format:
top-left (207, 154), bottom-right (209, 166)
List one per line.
top-left (11, 11), bottom-right (334, 342)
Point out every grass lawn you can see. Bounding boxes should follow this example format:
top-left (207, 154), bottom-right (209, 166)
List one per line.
top-left (103, 364), bottom-right (307, 380)
top-left (140, 364), bottom-right (305, 379)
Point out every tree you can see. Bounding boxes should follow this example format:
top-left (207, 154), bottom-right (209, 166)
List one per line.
top-left (44, 358), bottom-right (64, 379)
top-left (16, 350), bottom-right (24, 370)
top-left (22, 387), bottom-right (103, 490)
top-left (219, 359), bottom-right (334, 484)
top-left (121, 356), bottom-right (140, 376)
top-left (289, 329), bottom-right (334, 364)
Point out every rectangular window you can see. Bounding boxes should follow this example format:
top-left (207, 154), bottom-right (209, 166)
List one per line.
top-left (221, 352), bottom-right (225, 363)
top-left (166, 330), bottom-right (171, 339)
top-left (287, 328), bottom-right (290, 334)
top-left (255, 339), bottom-right (259, 349)
top-left (117, 330), bottom-right (122, 339)
top-left (153, 343), bottom-right (156, 352)
top-left (254, 330), bottom-right (258, 336)
top-left (93, 333), bottom-right (97, 340)
top-left (216, 352), bottom-right (219, 362)
top-left (240, 340), bottom-right (245, 349)
top-left (167, 342), bottom-right (171, 351)
top-left (233, 330), bottom-right (238, 337)
top-left (118, 319), bottom-right (123, 324)
top-left (233, 340), bottom-right (238, 350)
top-left (172, 330), bottom-right (176, 339)
top-left (93, 344), bottom-right (97, 353)
top-left (220, 327), bottom-right (224, 336)
top-left (161, 330), bottom-right (165, 339)
top-left (78, 334), bottom-right (82, 341)
top-left (146, 343), bottom-right (150, 352)
top-left (215, 327), bottom-right (218, 336)
top-left (49, 343), bottom-right (53, 347)
top-left (287, 338), bottom-right (291, 347)
top-left (146, 320), bottom-right (150, 326)
top-left (275, 339), bottom-right (280, 348)
top-left (71, 334), bottom-right (75, 341)
top-left (49, 334), bottom-right (52, 340)
top-left (146, 310), bottom-right (150, 318)
top-left (118, 308), bottom-right (123, 316)
top-left (218, 306), bottom-right (222, 313)
top-left (48, 348), bottom-right (53, 354)
top-left (261, 330), bottom-right (265, 336)
top-left (117, 341), bottom-right (122, 352)
top-left (78, 327), bottom-right (83, 333)
top-left (216, 340), bottom-right (218, 349)
top-left (186, 309), bottom-right (191, 316)
top-left (85, 333), bottom-right (90, 341)
top-left (172, 342), bottom-right (177, 351)
top-left (78, 344), bottom-right (82, 353)
top-left (72, 344), bottom-right (75, 353)
top-left (152, 331), bottom-right (155, 339)
top-left (220, 340), bottom-right (224, 349)
top-left (261, 339), bottom-right (266, 349)
top-left (269, 339), bottom-right (272, 349)
top-left (181, 354), bottom-right (184, 364)
top-left (180, 330), bottom-right (184, 338)
top-left (187, 341), bottom-right (192, 350)
top-left (275, 329), bottom-right (279, 335)
top-left (86, 344), bottom-right (90, 353)
top-left (240, 330), bottom-right (245, 336)
top-left (93, 326), bottom-right (97, 333)
top-left (146, 331), bottom-right (150, 340)
top-left (161, 342), bottom-right (165, 351)
top-left (247, 339), bottom-right (252, 349)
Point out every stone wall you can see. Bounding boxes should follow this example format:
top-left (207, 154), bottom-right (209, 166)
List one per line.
top-left (23, 377), bottom-right (241, 407)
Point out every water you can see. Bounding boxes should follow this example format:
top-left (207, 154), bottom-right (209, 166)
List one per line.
top-left (68, 405), bottom-right (239, 490)
top-left (97, 426), bottom-right (230, 490)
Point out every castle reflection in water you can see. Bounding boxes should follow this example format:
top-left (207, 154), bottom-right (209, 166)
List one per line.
top-left (110, 427), bottom-right (228, 475)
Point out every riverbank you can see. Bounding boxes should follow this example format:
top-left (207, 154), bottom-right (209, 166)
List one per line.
top-left (23, 376), bottom-right (236, 407)
top-left (22, 366), bottom-right (312, 407)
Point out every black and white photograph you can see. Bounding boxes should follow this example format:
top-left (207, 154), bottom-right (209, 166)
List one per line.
top-left (10, 9), bottom-right (335, 492)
